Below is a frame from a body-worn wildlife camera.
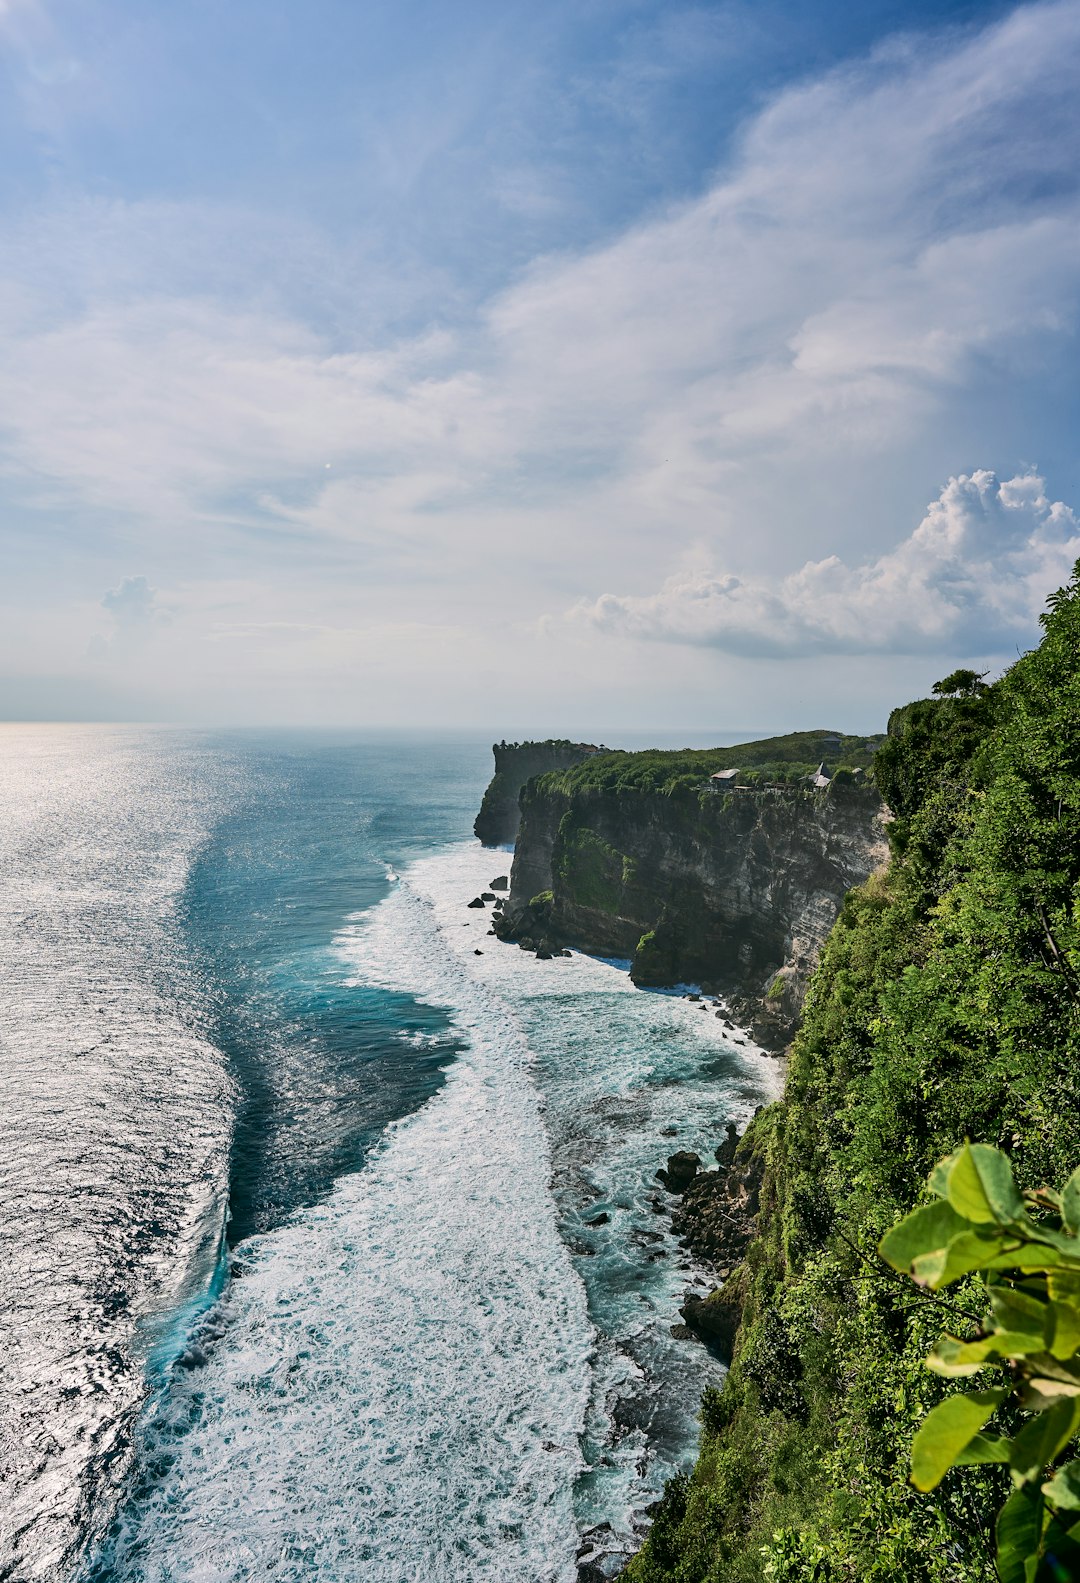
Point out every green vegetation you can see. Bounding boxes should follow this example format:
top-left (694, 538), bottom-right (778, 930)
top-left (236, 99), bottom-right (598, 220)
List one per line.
top-left (555, 822), bottom-right (630, 915)
top-left (625, 563), bottom-right (1080, 1582)
top-left (539, 730), bottom-right (883, 800)
top-left (881, 1143), bottom-right (1080, 1581)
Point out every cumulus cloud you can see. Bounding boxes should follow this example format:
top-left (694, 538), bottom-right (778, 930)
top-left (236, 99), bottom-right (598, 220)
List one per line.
top-left (572, 472), bottom-right (1080, 657)
top-left (89, 574), bottom-right (168, 659)
top-left (101, 574), bottom-right (161, 627)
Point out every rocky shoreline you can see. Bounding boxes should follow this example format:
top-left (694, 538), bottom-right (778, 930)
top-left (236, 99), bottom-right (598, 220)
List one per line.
top-left (463, 871), bottom-right (767, 1583)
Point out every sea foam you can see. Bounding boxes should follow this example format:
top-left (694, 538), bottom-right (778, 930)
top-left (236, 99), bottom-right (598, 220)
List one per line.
top-left (98, 848), bottom-right (595, 1583)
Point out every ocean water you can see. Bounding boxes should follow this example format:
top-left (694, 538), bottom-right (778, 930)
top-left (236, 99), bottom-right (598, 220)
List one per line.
top-left (0, 727), bottom-right (780, 1583)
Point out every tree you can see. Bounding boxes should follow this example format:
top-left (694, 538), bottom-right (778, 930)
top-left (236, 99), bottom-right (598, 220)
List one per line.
top-left (931, 669), bottom-right (989, 698)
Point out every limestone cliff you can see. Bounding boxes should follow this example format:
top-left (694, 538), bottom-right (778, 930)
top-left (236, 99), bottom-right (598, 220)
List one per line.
top-left (473, 739), bottom-right (603, 846)
top-left (499, 773), bottom-right (888, 1047)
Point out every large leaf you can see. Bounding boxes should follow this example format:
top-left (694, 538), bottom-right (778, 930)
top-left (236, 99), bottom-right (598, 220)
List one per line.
top-left (991, 1286), bottom-right (1052, 1344)
top-left (927, 1332), bottom-right (1049, 1378)
top-left (915, 1229), bottom-right (1021, 1290)
top-left (879, 1200), bottom-right (979, 1277)
top-left (1059, 1168), bottom-right (1080, 1237)
top-left (1022, 1382), bottom-right (1080, 1417)
top-left (1049, 1270), bottom-right (1080, 1305)
top-left (910, 1389), bottom-right (1009, 1492)
top-left (1049, 1301), bottom-right (1080, 1362)
top-left (954, 1433), bottom-right (1012, 1466)
top-left (946, 1144), bottom-right (1027, 1227)
top-left (996, 1486), bottom-right (1044, 1583)
top-left (1009, 1398), bottom-right (1080, 1485)
top-left (1043, 1460), bottom-right (1080, 1512)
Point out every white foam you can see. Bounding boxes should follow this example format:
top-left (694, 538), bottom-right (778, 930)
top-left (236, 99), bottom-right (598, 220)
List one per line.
top-left (105, 852), bottom-right (595, 1583)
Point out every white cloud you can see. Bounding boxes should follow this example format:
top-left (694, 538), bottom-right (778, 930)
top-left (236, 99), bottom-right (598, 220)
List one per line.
top-left (1, 1), bottom-right (1080, 721)
top-left (571, 471), bottom-right (1080, 656)
top-left (101, 573), bottom-right (161, 628)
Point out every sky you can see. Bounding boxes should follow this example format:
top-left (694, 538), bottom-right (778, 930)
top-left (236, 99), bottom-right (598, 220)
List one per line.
top-left (1, 0), bottom-right (1079, 736)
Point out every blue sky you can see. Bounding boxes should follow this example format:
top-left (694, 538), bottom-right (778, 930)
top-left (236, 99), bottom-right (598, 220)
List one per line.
top-left (1, 0), bottom-right (1078, 731)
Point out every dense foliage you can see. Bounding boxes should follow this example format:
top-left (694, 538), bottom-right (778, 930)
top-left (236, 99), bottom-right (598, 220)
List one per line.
top-left (624, 564), bottom-right (1080, 1582)
top-left (540, 730), bottom-right (882, 799)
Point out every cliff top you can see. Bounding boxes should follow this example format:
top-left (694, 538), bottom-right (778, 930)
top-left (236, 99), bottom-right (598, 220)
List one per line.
top-left (535, 729), bottom-right (884, 797)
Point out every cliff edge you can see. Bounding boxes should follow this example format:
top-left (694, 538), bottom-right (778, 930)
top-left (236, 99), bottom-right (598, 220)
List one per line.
top-left (493, 733), bottom-right (887, 1046)
top-left (473, 739), bottom-right (603, 846)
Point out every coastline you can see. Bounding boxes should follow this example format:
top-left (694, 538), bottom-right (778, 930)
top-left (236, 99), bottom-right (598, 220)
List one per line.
top-left (458, 845), bottom-right (781, 1576)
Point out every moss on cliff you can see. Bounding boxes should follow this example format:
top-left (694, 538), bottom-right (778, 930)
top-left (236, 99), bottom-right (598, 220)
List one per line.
top-left (624, 564), bottom-right (1080, 1581)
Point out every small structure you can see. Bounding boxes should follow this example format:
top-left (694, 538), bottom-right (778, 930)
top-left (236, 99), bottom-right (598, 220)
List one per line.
top-left (807, 762), bottom-right (831, 790)
top-left (710, 767), bottom-right (739, 788)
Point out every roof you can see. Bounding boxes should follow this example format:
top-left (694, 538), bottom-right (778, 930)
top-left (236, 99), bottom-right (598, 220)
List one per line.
top-left (710, 768), bottom-right (739, 781)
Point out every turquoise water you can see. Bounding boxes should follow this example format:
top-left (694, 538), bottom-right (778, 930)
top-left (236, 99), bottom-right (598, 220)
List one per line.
top-left (0, 729), bottom-right (779, 1583)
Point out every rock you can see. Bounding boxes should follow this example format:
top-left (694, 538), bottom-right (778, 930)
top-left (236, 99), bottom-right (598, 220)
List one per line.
top-left (715, 1121), bottom-right (740, 1166)
top-left (474, 949), bottom-right (483, 955)
top-left (536, 940), bottom-right (554, 960)
top-left (490, 875), bottom-right (509, 890)
top-left (686, 993), bottom-right (701, 1002)
top-left (518, 937), bottom-right (536, 951)
top-left (481, 892), bottom-right (497, 901)
top-left (680, 1285), bottom-right (742, 1355)
top-left (659, 1125), bottom-right (678, 1137)
top-left (669, 1324), bottom-right (694, 1341)
top-left (670, 1146), bottom-right (764, 1270)
top-left (656, 1150), bottom-right (702, 1193)
top-left (467, 897), bottom-right (485, 908)
top-left (649, 1195), bottom-right (668, 1215)
top-left (631, 1228), bottom-right (664, 1245)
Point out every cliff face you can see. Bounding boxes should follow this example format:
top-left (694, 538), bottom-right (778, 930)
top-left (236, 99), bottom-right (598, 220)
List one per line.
top-left (473, 739), bottom-right (601, 846)
top-left (502, 779), bottom-right (888, 1045)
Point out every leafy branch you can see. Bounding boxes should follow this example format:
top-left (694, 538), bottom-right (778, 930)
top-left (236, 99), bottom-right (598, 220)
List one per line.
top-left (880, 1142), bottom-right (1080, 1583)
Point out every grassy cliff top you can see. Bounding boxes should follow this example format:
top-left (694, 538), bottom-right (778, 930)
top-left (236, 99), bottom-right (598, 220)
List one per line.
top-left (536, 729), bottom-right (884, 797)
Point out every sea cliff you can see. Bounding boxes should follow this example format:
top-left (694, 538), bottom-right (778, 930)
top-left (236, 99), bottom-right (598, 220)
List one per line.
top-left (473, 739), bottom-right (602, 846)
top-left (490, 733), bottom-right (887, 1047)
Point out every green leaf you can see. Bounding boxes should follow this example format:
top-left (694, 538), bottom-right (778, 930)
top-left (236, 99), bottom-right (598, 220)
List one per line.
top-left (1049, 1271), bottom-right (1080, 1306)
top-left (879, 1200), bottom-right (978, 1277)
top-left (1049, 1301), bottom-right (1080, 1362)
top-left (955, 1433), bottom-right (1012, 1466)
top-left (1010, 1399), bottom-right (1080, 1485)
top-left (927, 1333), bottom-right (1048, 1378)
top-left (1022, 1385), bottom-right (1080, 1420)
top-left (995, 1486), bottom-right (1044, 1583)
top-left (946, 1144), bottom-right (1027, 1226)
top-left (915, 1229), bottom-right (1018, 1290)
top-left (1060, 1168), bottom-right (1080, 1237)
top-left (991, 1286), bottom-right (1052, 1344)
top-left (1043, 1460), bottom-right (1080, 1512)
top-left (910, 1389), bottom-right (1009, 1492)
top-left (930, 1148), bottom-right (963, 1200)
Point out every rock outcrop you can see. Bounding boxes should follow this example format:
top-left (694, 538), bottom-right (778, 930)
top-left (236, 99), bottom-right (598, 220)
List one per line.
top-left (497, 773), bottom-right (888, 1047)
top-left (473, 740), bottom-right (604, 846)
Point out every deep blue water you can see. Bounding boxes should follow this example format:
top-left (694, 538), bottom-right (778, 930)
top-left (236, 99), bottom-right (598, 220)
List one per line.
top-left (178, 734), bottom-right (488, 1245)
top-left (0, 728), bottom-right (779, 1583)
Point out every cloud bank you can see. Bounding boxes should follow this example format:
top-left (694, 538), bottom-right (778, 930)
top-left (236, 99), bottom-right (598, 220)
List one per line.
top-left (571, 472), bottom-right (1080, 658)
top-left (1, 2), bottom-right (1079, 724)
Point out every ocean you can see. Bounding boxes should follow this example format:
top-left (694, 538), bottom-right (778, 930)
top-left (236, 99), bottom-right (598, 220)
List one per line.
top-left (0, 727), bottom-right (780, 1583)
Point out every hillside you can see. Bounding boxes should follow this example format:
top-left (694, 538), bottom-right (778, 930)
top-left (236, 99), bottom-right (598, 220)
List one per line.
top-left (624, 568), bottom-right (1080, 1580)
